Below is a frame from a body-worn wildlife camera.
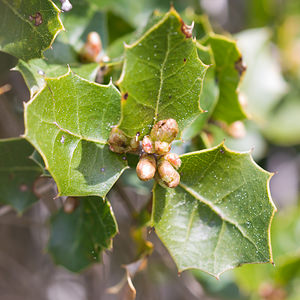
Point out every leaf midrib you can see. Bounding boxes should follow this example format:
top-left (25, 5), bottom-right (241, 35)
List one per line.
top-left (29, 106), bottom-right (107, 145)
top-left (154, 26), bottom-right (171, 124)
top-left (179, 182), bottom-right (265, 258)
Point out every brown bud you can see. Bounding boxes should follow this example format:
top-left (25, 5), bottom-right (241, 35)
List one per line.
top-left (108, 127), bottom-right (129, 153)
top-left (142, 135), bottom-right (154, 153)
top-left (150, 119), bottom-right (179, 143)
top-left (129, 136), bottom-right (140, 152)
top-left (0, 84), bottom-right (11, 95)
top-left (154, 141), bottom-right (171, 155)
top-left (226, 121), bottom-right (246, 139)
top-left (157, 159), bottom-right (180, 188)
top-left (136, 154), bottom-right (156, 181)
top-left (64, 197), bottom-right (79, 214)
top-left (164, 153), bottom-right (181, 169)
top-left (181, 21), bottom-right (194, 38)
top-left (80, 32), bottom-right (102, 62)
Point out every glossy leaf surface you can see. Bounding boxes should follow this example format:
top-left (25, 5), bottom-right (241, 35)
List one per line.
top-left (118, 8), bottom-right (207, 138)
top-left (16, 59), bottom-right (99, 96)
top-left (152, 143), bottom-right (276, 277)
top-left (182, 67), bottom-right (219, 141)
top-left (0, 0), bottom-right (63, 61)
top-left (25, 70), bottom-right (128, 197)
top-left (206, 34), bottom-right (247, 124)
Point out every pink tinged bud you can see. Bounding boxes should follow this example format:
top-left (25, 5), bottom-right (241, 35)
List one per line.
top-left (64, 197), bottom-right (79, 214)
top-left (157, 159), bottom-right (180, 188)
top-left (164, 153), bottom-right (181, 169)
top-left (108, 127), bottom-right (129, 153)
top-left (136, 154), bottom-right (156, 181)
top-left (142, 135), bottom-right (154, 153)
top-left (150, 119), bottom-right (179, 143)
top-left (80, 32), bottom-right (102, 62)
top-left (226, 121), bottom-right (246, 139)
top-left (154, 141), bottom-right (171, 155)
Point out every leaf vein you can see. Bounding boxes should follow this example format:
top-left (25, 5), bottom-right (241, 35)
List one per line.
top-left (154, 26), bottom-right (171, 123)
top-left (213, 220), bottom-right (225, 274)
top-left (179, 182), bottom-right (264, 257)
top-left (2, 0), bottom-right (44, 40)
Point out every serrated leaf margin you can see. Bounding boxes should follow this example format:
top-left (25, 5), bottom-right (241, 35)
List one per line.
top-left (23, 68), bottom-right (129, 198)
top-left (151, 142), bottom-right (277, 278)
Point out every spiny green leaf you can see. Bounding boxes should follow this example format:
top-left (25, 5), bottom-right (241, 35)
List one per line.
top-left (152, 143), bottom-right (276, 277)
top-left (118, 8), bottom-right (208, 138)
top-left (0, 138), bottom-right (42, 213)
top-left (16, 59), bottom-right (100, 96)
top-left (25, 70), bottom-right (128, 197)
top-left (189, 14), bottom-right (247, 124)
top-left (48, 196), bottom-right (117, 272)
top-left (233, 205), bottom-right (300, 294)
top-left (205, 34), bottom-right (247, 124)
top-left (0, 0), bottom-right (63, 61)
top-left (182, 67), bottom-right (219, 141)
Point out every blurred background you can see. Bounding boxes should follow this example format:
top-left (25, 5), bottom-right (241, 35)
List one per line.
top-left (0, 0), bottom-right (300, 299)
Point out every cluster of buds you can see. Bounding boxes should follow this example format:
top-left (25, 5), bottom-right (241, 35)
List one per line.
top-left (108, 119), bottom-right (182, 188)
top-left (142, 119), bottom-right (179, 155)
top-left (108, 127), bottom-right (139, 153)
top-left (138, 119), bottom-right (181, 188)
top-left (156, 153), bottom-right (181, 188)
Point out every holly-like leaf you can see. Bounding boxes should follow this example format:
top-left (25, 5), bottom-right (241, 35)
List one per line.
top-left (48, 196), bottom-right (117, 272)
top-left (152, 143), bottom-right (276, 277)
top-left (117, 8), bottom-right (208, 138)
top-left (0, 138), bottom-right (42, 213)
top-left (182, 67), bottom-right (219, 141)
top-left (187, 13), bottom-right (247, 124)
top-left (16, 59), bottom-right (100, 96)
top-left (0, 0), bottom-right (63, 61)
top-left (25, 70), bottom-right (128, 197)
top-left (205, 34), bottom-right (247, 124)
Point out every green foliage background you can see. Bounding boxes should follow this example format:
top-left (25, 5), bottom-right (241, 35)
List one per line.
top-left (0, 0), bottom-right (299, 299)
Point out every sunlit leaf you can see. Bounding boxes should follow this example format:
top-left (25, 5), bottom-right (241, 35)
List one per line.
top-left (16, 58), bottom-right (99, 96)
top-left (118, 8), bottom-right (207, 138)
top-left (0, 0), bottom-right (63, 60)
top-left (25, 70), bottom-right (128, 197)
top-left (152, 143), bottom-right (276, 277)
top-left (205, 34), bottom-right (247, 124)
